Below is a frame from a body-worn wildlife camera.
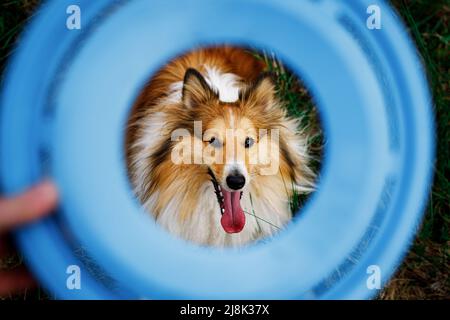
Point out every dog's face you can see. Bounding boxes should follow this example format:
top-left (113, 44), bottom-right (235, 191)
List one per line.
top-left (175, 68), bottom-right (287, 233)
top-left (203, 115), bottom-right (255, 192)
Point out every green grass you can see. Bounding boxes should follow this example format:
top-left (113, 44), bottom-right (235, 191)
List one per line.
top-left (381, 0), bottom-right (449, 299)
top-left (0, 0), bottom-right (448, 300)
top-left (0, 0), bottom-right (39, 83)
top-left (394, 0), bottom-right (449, 245)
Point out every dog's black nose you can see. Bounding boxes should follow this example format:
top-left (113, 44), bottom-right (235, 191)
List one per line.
top-left (226, 174), bottom-right (246, 190)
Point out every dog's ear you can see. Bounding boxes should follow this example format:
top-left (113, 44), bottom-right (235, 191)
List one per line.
top-left (239, 72), bottom-right (276, 111)
top-left (182, 68), bottom-right (217, 108)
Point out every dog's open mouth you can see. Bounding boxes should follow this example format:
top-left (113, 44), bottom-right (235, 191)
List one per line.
top-left (208, 169), bottom-right (245, 233)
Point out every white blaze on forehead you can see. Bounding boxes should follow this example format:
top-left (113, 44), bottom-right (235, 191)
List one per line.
top-left (164, 65), bottom-right (241, 104)
top-left (203, 65), bottom-right (240, 103)
top-left (228, 108), bottom-right (235, 129)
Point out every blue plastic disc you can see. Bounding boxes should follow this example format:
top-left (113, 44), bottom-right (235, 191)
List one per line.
top-left (0, 0), bottom-right (434, 299)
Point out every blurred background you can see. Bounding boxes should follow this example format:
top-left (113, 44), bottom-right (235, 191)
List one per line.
top-left (0, 0), bottom-right (448, 299)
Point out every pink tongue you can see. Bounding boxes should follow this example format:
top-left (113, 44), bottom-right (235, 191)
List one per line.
top-left (221, 190), bottom-right (246, 233)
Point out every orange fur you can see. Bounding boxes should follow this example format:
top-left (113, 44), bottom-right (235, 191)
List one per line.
top-left (125, 46), bottom-right (314, 246)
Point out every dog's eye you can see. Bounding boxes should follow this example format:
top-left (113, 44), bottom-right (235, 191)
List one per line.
top-left (208, 137), bottom-right (221, 147)
top-left (244, 137), bottom-right (254, 148)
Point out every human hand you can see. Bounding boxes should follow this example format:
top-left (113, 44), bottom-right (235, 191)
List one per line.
top-left (0, 180), bottom-right (58, 296)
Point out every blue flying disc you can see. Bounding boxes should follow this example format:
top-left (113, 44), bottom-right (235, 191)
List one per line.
top-left (0, 0), bottom-right (434, 299)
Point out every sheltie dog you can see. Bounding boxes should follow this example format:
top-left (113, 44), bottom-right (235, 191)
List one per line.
top-left (126, 46), bottom-right (314, 247)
